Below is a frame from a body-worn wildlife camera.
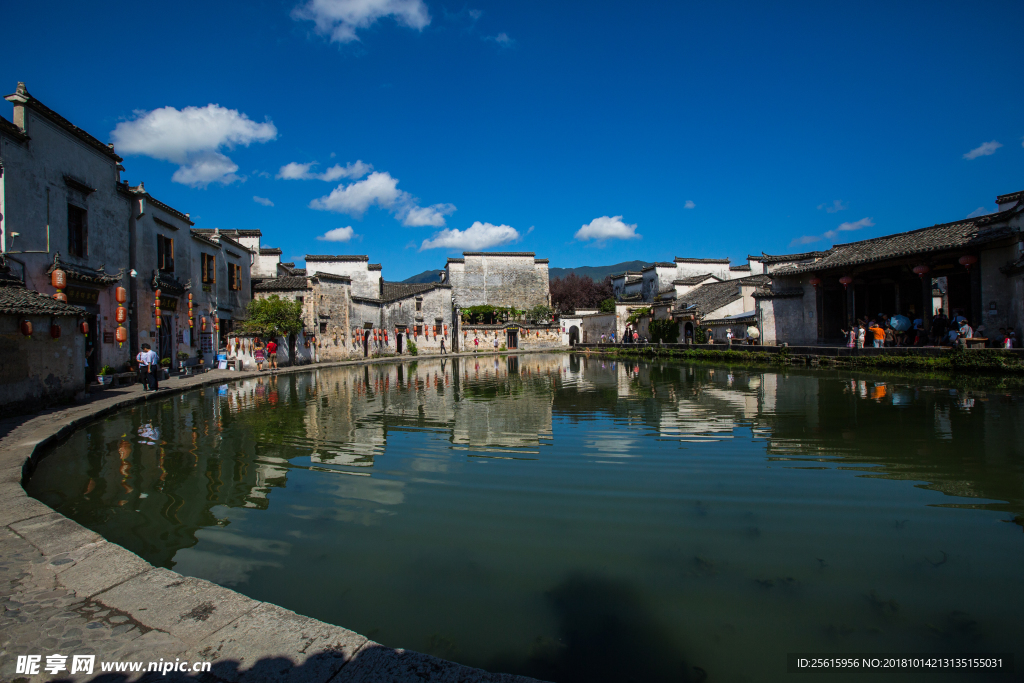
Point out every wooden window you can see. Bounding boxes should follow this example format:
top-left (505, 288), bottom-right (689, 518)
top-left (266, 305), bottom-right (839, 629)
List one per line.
top-left (228, 262), bottom-right (242, 290)
top-left (415, 324), bottom-right (422, 336)
top-left (68, 204), bottom-right (87, 257)
top-left (319, 322), bottom-right (327, 334)
top-left (415, 297), bottom-right (423, 312)
top-left (157, 235), bottom-right (174, 273)
top-left (202, 254), bottom-right (216, 284)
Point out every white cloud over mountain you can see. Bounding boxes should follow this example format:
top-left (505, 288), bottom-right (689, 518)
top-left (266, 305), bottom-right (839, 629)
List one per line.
top-left (420, 222), bottom-right (519, 251)
top-left (575, 215), bottom-right (641, 242)
top-left (111, 104), bottom-right (277, 187)
top-left (292, 0), bottom-right (430, 43)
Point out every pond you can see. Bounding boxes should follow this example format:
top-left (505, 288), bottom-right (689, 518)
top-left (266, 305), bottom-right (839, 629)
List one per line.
top-left (26, 354), bottom-right (1024, 682)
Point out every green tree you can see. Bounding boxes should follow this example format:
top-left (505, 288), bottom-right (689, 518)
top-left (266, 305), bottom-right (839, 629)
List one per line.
top-left (599, 298), bottom-right (616, 313)
top-left (239, 295), bottom-right (303, 338)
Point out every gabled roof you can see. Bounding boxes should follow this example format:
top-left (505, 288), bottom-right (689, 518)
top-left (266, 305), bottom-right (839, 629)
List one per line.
top-left (772, 207), bottom-right (1020, 275)
top-left (253, 276), bottom-right (309, 292)
top-left (673, 273), bottom-right (718, 285)
top-left (190, 230), bottom-right (220, 248)
top-left (5, 82), bottom-right (122, 162)
top-left (380, 281), bottom-right (449, 302)
top-left (674, 275), bottom-right (769, 317)
top-left (305, 255), bottom-right (369, 262)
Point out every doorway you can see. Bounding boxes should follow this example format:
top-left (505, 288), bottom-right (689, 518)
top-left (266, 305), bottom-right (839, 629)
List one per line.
top-left (84, 313), bottom-right (98, 384)
top-left (684, 322), bottom-right (694, 342)
top-left (159, 314), bottom-right (174, 368)
top-left (506, 328), bottom-right (519, 349)
top-left (396, 332), bottom-right (403, 354)
top-left (568, 325), bottom-right (579, 347)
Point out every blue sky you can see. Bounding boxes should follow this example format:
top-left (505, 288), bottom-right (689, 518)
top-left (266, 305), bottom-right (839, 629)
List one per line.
top-left (3, 0), bottom-right (1022, 279)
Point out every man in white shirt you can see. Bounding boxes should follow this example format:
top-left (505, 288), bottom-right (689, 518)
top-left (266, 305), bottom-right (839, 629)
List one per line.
top-left (137, 343), bottom-right (159, 391)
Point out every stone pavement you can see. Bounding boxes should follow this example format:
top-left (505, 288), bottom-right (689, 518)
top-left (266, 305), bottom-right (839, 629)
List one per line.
top-left (0, 354), bottom-right (550, 683)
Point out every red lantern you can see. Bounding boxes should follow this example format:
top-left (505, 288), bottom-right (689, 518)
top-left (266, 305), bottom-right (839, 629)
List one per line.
top-left (155, 288), bottom-right (162, 299)
top-left (116, 306), bottom-right (127, 323)
top-left (913, 265), bottom-right (930, 278)
top-left (115, 326), bottom-right (128, 344)
top-left (50, 323), bottom-right (61, 339)
top-left (51, 269), bottom-right (66, 290)
top-left (53, 292), bottom-right (68, 302)
top-left (444, 324), bottom-right (448, 335)
top-left (959, 255), bottom-right (978, 270)
top-left (20, 320), bottom-right (32, 336)
top-left (80, 321), bottom-right (89, 335)
top-left (385, 331), bottom-right (389, 342)
top-left (809, 277), bottom-right (822, 289)
top-left (839, 276), bottom-right (854, 289)
top-left (115, 286), bottom-right (127, 304)
top-left (214, 319), bottom-right (220, 331)
top-left (201, 317), bottom-right (207, 332)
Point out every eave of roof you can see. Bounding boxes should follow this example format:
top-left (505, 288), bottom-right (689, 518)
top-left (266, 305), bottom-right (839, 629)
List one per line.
top-left (0, 114), bottom-right (28, 141)
top-left (463, 251), bottom-right (535, 257)
top-left (0, 284), bottom-right (87, 316)
top-left (305, 255), bottom-right (369, 262)
top-left (253, 276), bottom-right (309, 292)
top-left (5, 84), bottom-right (122, 162)
top-left (674, 257), bottom-right (730, 263)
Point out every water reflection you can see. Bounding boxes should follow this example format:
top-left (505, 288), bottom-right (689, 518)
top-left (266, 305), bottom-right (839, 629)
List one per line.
top-left (27, 354), bottom-right (1024, 682)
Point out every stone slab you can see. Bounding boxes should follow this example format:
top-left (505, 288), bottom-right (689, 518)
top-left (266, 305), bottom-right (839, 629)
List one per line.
top-left (336, 644), bottom-right (544, 683)
top-left (94, 567), bottom-right (260, 647)
top-left (9, 511), bottom-right (102, 555)
top-left (193, 602), bottom-right (368, 683)
top-left (55, 540), bottom-right (153, 597)
top-left (0, 486), bottom-right (51, 527)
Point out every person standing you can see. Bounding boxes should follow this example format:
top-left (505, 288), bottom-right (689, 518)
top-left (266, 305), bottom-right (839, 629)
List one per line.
top-left (493, 336), bottom-right (499, 351)
top-left (137, 343), bottom-right (159, 391)
top-left (868, 321), bottom-right (885, 348)
top-left (856, 323), bottom-right (866, 349)
top-left (440, 336), bottom-right (447, 354)
top-left (253, 338), bottom-right (265, 371)
top-left (266, 338), bottom-right (278, 369)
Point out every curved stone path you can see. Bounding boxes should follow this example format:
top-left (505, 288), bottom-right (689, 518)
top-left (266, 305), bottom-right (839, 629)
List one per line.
top-left (1, 354), bottom-right (549, 682)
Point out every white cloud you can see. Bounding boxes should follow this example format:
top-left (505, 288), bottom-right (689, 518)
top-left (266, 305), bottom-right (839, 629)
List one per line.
top-left (963, 140), bottom-right (1002, 160)
top-left (817, 199), bottom-right (847, 213)
top-left (790, 217), bottom-right (874, 247)
top-left (292, 0), bottom-right (430, 43)
top-left (253, 196), bottom-right (274, 207)
top-left (310, 171), bottom-right (456, 226)
top-left (486, 32), bottom-right (515, 46)
top-left (575, 215), bottom-right (641, 242)
top-left (309, 171), bottom-right (406, 216)
top-left (966, 206), bottom-right (992, 218)
top-left (111, 104), bottom-right (277, 187)
top-left (420, 222), bottom-right (519, 251)
top-left (401, 203), bottom-right (456, 227)
top-left (684, 200), bottom-right (696, 209)
top-left (278, 159), bottom-right (372, 181)
top-left (317, 226), bottom-right (356, 242)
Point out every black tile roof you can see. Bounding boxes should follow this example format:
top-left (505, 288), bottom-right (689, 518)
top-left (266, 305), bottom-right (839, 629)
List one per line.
top-left (641, 262), bottom-right (676, 272)
top-left (758, 250), bottom-right (829, 264)
top-left (5, 83), bottom-right (122, 162)
top-left (0, 114), bottom-right (27, 141)
top-left (995, 190), bottom-right (1023, 205)
top-left (463, 252), bottom-right (535, 257)
top-left (253, 276), bottom-right (309, 292)
top-left (260, 248), bottom-right (282, 255)
top-left (446, 258), bottom-right (465, 264)
top-left (46, 255), bottom-right (121, 286)
top-left (314, 272), bottom-right (351, 283)
top-left (0, 284), bottom-right (86, 317)
top-left (193, 228), bottom-right (262, 237)
top-left (773, 208), bottom-right (1020, 275)
top-left (673, 273), bottom-right (717, 285)
top-left (368, 264), bottom-right (382, 271)
top-left (535, 258), bottom-right (549, 264)
top-left (674, 275), bottom-right (769, 317)
top-left (151, 271), bottom-right (186, 296)
top-left (730, 264), bottom-right (751, 271)
top-left (380, 281), bottom-right (449, 302)
top-left (305, 255), bottom-right (369, 262)
top-left (674, 257), bottom-right (730, 263)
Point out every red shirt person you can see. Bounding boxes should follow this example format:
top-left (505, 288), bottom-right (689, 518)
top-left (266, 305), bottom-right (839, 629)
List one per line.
top-left (266, 339), bottom-right (279, 369)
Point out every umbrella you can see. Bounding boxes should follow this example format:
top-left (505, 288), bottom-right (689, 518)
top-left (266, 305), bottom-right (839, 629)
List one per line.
top-left (889, 315), bottom-right (911, 332)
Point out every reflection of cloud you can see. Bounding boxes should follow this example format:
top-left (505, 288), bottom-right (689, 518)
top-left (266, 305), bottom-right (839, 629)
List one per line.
top-left (585, 433), bottom-right (640, 457)
top-left (332, 477), bottom-right (405, 506)
top-left (171, 548), bottom-right (281, 586)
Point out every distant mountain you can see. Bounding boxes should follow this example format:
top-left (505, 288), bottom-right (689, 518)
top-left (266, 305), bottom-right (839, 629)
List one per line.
top-left (401, 260), bottom-right (653, 284)
top-left (547, 260), bottom-right (652, 281)
top-left (401, 269), bottom-right (446, 284)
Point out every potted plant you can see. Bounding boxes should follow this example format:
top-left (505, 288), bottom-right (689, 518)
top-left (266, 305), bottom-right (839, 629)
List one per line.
top-left (160, 357), bottom-right (172, 379)
top-left (98, 365), bottom-right (114, 385)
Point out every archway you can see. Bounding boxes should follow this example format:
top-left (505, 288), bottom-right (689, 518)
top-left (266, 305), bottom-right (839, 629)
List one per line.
top-left (568, 325), bottom-right (580, 347)
top-left (684, 322), bottom-right (694, 342)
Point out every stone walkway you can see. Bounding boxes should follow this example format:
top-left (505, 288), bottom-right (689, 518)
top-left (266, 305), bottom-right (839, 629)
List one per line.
top-left (1, 355), bottom-right (549, 682)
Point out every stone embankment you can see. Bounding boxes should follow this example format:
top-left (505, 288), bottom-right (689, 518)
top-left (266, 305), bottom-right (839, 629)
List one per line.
top-left (1, 351), bottom-right (548, 683)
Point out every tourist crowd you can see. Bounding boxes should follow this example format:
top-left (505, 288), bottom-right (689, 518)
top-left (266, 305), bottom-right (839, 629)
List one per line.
top-left (841, 308), bottom-right (1017, 349)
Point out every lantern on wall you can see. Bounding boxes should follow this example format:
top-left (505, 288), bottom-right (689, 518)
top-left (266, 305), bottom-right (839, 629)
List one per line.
top-left (115, 325), bottom-right (128, 346)
top-left (50, 321), bottom-right (61, 339)
top-left (51, 268), bottom-right (67, 290)
top-left (21, 320), bottom-right (32, 336)
top-left (201, 316), bottom-right (207, 332)
top-left (214, 318), bottom-right (220, 331)
top-left (839, 276), bottom-right (854, 290)
top-left (155, 289), bottom-right (162, 329)
top-left (913, 265), bottom-right (930, 279)
top-left (115, 286), bottom-right (127, 304)
top-left (53, 292), bottom-right (68, 302)
top-left (444, 324), bottom-right (448, 335)
top-left (115, 306), bottom-right (128, 323)
top-left (958, 255), bottom-right (978, 271)
top-left (80, 321), bottom-right (89, 336)
top-left (188, 293), bottom-right (194, 328)
top-left (809, 277), bottom-right (822, 289)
